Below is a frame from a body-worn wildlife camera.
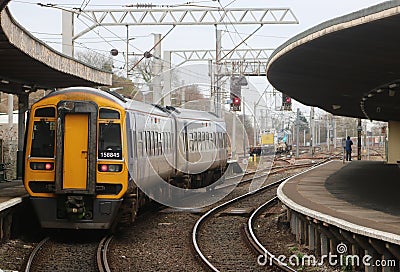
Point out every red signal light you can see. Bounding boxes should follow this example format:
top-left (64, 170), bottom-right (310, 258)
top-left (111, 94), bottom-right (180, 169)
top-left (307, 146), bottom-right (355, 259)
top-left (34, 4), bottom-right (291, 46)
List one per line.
top-left (100, 164), bottom-right (108, 172)
top-left (285, 97), bottom-right (291, 103)
top-left (45, 163), bottom-right (53, 170)
top-left (233, 97), bottom-right (241, 105)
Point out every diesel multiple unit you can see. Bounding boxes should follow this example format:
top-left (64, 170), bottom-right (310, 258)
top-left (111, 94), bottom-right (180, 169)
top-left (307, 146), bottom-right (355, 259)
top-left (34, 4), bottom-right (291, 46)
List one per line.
top-left (24, 87), bottom-right (228, 229)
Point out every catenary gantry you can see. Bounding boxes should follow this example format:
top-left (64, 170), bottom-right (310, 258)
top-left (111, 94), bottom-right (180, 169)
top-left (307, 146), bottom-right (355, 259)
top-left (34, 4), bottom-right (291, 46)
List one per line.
top-left (266, 1), bottom-right (400, 122)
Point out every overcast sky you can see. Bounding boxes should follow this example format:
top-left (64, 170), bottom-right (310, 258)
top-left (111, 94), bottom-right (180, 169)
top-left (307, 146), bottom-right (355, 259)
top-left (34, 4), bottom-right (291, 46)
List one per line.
top-left (8, 0), bottom-right (388, 54)
top-left (7, 0), bottom-right (389, 116)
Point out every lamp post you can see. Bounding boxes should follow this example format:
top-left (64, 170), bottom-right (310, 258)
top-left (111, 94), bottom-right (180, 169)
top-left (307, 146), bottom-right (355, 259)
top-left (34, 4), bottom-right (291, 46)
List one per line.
top-left (126, 25), bottom-right (129, 79)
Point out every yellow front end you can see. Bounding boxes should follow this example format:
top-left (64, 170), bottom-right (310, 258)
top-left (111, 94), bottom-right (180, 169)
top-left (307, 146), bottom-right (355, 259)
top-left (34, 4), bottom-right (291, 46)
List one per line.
top-left (24, 89), bottom-right (129, 229)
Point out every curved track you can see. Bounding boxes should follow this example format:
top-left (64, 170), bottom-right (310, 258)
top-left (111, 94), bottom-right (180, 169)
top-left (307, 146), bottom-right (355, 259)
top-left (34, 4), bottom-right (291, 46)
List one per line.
top-left (245, 197), bottom-right (296, 272)
top-left (24, 237), bottom-right (50, 272)
top-left (97, 235), bottom-right (113, 272)
top-left (192, 158), bottom-right (333, 271)
top-left (24, 234), bottom-right (113, 272)
top-left (192, 176), bottom-right (288, 271)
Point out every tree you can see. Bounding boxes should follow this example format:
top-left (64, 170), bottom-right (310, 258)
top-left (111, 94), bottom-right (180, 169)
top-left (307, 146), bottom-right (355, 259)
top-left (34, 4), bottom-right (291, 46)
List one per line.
top-left (171, 84), bottom-right (205, 107)
top-left (99, 74), bottom-right (142, 101)
top-left (74, 50), bottom-right (113, 72)
top-left (297, 110), bottom-right (309, 129)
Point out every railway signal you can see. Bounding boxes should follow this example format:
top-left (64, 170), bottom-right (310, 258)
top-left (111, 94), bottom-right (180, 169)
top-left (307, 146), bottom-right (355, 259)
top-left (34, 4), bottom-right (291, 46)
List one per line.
top-left (230, 76), bottom-right (246, 112)
top-left (282, 93), bottom-right (292, 111)
top-left (231, 94), bottom-right (241, 111)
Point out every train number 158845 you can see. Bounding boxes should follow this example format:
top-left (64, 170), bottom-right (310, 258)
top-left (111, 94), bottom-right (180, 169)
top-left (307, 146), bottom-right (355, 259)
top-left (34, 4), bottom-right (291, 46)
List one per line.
top-left (99, 151), bottom-right (122, 159)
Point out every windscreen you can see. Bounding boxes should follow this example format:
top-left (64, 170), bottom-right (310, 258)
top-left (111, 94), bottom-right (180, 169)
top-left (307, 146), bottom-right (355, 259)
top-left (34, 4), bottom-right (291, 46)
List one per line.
top-left (31, 120), bottom-right (55, 157)
top-left (98, 123), bottom-right (122, 160)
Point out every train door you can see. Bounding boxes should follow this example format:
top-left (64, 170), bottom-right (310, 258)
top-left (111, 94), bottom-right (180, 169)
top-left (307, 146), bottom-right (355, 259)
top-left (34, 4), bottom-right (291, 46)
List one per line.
top-left (63, 113), bottom-right (88, 189)
top-left (55, 101), bottom-right (97, 195)
top-left (127, 112), bottom-right (138, 186)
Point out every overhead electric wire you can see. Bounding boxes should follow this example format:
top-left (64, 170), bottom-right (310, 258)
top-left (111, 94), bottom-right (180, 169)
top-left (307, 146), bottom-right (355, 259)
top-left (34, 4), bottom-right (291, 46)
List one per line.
top-left (79, 0), bottom-right (91, 11)
top-left (129, 25), bottom-right (176, 71)
top-left (15, 0), bottom-right (244, 87)
top-left (74, 12), bottom-right (144, 54)
top-left (216, 0), bottom-right (261, 61)
top-left (34, 2), bottom-right (144, 54)
top-left (221, 29), bottom-right (289, 40)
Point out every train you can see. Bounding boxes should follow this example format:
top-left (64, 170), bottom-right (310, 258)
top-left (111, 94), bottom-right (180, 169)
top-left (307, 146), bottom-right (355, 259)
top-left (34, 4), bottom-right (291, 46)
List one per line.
top-left (249, 131), bottom-right (292, 157)
top-left (23, 87), bottom-right (228, 229)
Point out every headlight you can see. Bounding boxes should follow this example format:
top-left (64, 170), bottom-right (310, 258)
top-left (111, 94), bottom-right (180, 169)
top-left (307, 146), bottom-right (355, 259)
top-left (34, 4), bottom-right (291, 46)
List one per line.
top-left (30, 162), bottom-right (54, 170)
top-left (98, 164), bottom-right (122, 172)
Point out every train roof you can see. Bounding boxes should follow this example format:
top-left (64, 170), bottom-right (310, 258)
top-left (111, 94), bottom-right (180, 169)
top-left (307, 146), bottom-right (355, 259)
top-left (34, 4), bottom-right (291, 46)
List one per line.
top-left (167, 107), bottom-right (223, 123)
top-left (125, 100), bottom-right (224, 122)
top-left (38, 87), bottom-right (225, 122)
top-left (37, 87), bottom-right (167, 116)
top-left (39, 87), bottom-right (126, 106)
top-left (124, 99), bottom-right (170, 117)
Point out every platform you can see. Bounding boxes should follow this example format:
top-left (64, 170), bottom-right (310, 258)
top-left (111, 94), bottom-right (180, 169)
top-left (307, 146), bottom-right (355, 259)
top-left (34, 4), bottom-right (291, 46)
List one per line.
top-left (278, 160), bottom-right (400, 245)
top-left (0, 180), bottom-right (27, 212)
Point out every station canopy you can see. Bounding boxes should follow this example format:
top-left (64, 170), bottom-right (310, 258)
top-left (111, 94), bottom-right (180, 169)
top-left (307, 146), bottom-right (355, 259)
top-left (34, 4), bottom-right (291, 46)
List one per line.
top-left (0, 0), bottom-right (111, 95)
top-left (267, 1), bottom-right (400, 122)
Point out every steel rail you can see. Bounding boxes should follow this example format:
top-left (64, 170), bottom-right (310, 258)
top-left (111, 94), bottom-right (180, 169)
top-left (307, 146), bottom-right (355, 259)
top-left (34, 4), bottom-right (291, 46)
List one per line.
top-left (24, 237), bottom-right (50, 272)
top-left (192, 176), bottom-right (288, 271)
top-left (97, 235), bottom-right (113, 272)
top-left (245, 197), bottom-right (296, 271)
top-left (192, 157), bottom-right (335, 271)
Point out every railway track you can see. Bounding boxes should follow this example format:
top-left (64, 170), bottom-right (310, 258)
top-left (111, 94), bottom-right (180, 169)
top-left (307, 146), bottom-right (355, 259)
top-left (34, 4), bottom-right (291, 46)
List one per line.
top-left (245, 197), bottom-right (296, 272)
top-left (192, 176), bottom-right (286, 271)
top-left (24, 234), bottom-right (113, 272)
top-left (97, 235), bottom-right (113, 272)
top-left (220, 158), bottom-right (323, 192)
top-left (192, 158), bottom-right (333, 271)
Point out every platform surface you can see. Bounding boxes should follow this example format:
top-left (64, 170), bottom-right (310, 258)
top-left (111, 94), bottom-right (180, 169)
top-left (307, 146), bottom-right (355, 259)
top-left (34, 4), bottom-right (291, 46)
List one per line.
top-left (278, 160), bottom-right (400, 245)
top-left (0, 180), bottom-right (27, 211)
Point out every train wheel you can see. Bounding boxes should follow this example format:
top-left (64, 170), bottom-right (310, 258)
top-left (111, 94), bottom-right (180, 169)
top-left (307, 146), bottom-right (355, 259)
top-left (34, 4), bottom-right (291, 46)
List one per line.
top-left (113, 191), bottom-right (139, 232)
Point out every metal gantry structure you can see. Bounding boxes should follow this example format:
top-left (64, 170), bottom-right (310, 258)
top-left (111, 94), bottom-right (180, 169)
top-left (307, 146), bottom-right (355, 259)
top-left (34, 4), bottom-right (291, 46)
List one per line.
top-left (72, 7), bottom-right (298, 39)
top-left (166, 48), bottom-right (274, 76)
top-left (62, 6), bottom-right (298, 116)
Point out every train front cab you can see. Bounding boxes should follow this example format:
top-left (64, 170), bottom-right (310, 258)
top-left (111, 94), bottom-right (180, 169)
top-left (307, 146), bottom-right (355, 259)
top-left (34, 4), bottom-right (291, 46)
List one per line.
top-left (24, 94), bottom-right (128, 229)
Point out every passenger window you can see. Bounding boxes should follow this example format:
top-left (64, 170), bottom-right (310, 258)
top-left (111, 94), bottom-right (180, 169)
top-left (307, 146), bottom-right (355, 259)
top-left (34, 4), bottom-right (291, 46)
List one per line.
top-left (157, 132), bottom-right (162, 155)
top-left (138, 132), bottom-right (143, 158)
top-left (154, 132), bottom-right (158, 155)
top-left (162, 132), bottom-right (166, 153)
top-left (145, 132), bottom-right (149, 155)
top-left (151, 132), bottom-right (155, 156)
top-left (31, 120), bottom-right (55, 157)
top-left (149, 132), bottom-right (153, 156)
top-left (194, 133), bottom-right (198, 151)
top-left (128, 129), bottom-right (133, 158)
